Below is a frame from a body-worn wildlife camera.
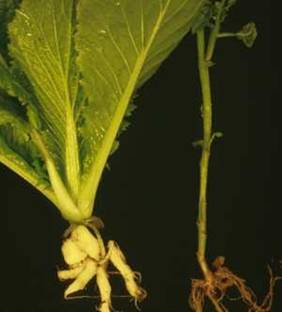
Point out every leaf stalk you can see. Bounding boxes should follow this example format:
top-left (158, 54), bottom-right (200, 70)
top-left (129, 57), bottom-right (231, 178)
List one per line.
top-left (32, 130), bottom-right (84, 223)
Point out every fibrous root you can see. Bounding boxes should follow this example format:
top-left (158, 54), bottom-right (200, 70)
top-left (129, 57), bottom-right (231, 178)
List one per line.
top-left (189, 257), bottom-right (280, 312)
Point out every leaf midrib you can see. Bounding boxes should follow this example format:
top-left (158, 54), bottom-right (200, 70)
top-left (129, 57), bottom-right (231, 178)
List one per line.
top-left (78, 0), bottom-right (174, 215)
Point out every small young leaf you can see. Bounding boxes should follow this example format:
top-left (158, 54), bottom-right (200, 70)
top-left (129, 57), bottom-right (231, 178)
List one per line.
top-left (192, 0), bottom-right (213, 33)
top-left (192, 0), bottom-right (237, 33)
top-left (237, 22), bottom-right (257, 48)
top-left (219, 0), bottom-right (237, 22)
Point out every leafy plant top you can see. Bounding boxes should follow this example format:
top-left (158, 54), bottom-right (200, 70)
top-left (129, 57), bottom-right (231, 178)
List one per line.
top-left (0, 0), bottom-right (203, 223)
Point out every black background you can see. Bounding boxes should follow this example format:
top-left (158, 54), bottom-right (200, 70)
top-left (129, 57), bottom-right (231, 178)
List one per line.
top-left (1, 1), bottom-right (281, 312)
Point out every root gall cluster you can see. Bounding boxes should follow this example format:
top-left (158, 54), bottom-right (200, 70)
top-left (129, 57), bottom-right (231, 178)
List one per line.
top-left (58, 225), bottom-right (146, 312)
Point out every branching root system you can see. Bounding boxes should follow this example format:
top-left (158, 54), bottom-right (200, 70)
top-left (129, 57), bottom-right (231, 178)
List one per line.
top-left (189, 257), bottom-right (280, 312)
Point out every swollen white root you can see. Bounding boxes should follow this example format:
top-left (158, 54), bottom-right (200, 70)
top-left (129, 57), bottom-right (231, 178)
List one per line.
top-left (58, 265), bottom-right (84, 281)
top-left (108, 241), bottom-right (147, 301)
top-left (70, 224), bottom-right (101, 260)
top-left (64, 259), bottom-right (98, 298)
top-left (58, 225), bottom-right (146, 311)
top-left (62, 239), bottom-right (87, 266)
top-left (96, 266), bottom-right (112, 312)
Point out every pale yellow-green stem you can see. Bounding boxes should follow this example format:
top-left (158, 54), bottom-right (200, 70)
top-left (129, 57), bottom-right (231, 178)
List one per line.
top-left (195, 0), bottom-right (226, 282)
top-left (196, 29), bottom-right (213, 281)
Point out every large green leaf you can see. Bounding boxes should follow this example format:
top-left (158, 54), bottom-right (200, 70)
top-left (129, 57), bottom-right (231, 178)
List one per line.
top-left (0, 42), bottom-right (58, 205)
top-left (0, 55), bottom-right (37, 107)
top-left (0, 0), bottom-right (20, 59)
top-left (7, 0), bottom-right (86, 222)
top-left (76, 0), bottom-right (204, 216)
top-left (9, 0), bottom-right (81, 199)
top-left (0, 93), bottom-right (57, 205)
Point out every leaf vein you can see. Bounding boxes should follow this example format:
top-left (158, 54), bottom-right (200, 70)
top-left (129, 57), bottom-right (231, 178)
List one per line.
top-left (120, 4), bottom-right (139, 55)
top-left (106, 26), bottom-right (132, 75)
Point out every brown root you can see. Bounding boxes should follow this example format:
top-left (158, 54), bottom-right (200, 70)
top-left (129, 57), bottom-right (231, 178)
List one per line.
top-left (189, 257), bottom-right (281, 312)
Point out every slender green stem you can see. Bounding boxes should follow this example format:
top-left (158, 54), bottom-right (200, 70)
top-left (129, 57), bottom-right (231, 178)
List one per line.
top-left (196, 29), bottom-right (213, 280)
top-left (206, 0), bottom-right (227, 61)
top-left (195, 0), bottom-right (227, 281)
